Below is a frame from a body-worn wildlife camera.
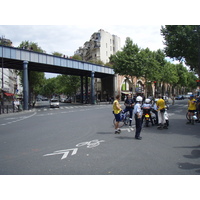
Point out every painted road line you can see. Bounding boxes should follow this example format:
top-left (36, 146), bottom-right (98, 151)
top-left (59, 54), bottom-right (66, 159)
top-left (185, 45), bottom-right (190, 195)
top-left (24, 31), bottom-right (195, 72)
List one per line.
top-left (43, 148), bottom-right (78, 160)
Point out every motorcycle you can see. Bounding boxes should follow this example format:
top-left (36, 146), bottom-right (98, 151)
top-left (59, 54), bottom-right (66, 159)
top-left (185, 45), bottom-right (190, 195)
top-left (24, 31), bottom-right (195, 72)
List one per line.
top-left (143, 109), bottom-right (154, 127)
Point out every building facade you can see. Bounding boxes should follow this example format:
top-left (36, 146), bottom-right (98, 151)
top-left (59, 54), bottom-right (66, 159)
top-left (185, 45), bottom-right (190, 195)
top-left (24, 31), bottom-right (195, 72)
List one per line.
top-left (1, 37), bottom-right (23, 103)
top-left (75, 29), bottom-right (121, 64)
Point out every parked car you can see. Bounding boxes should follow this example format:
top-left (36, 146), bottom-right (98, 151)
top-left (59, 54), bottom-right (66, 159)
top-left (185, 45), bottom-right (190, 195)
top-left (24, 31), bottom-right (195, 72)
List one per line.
top-left (60, 98), bottom-right (67, 103)
top-left (184, 95), bottom-right (190, 99)
top-left (50, 99), bottom-right (59, 108)
top-left (66, 97), bottom-right (72, 103)
top-left (175, 95), bottom-right (184, 100)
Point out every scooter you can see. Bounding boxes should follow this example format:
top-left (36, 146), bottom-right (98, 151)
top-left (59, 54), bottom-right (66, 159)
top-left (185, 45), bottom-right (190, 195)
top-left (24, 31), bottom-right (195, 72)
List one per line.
top-left (164, 106), bottom-right (169, 126)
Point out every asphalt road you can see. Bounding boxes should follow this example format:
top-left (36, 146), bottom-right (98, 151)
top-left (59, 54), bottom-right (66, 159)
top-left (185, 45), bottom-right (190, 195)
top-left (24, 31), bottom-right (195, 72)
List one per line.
top-left (0, 99), bottom-right (200, 175)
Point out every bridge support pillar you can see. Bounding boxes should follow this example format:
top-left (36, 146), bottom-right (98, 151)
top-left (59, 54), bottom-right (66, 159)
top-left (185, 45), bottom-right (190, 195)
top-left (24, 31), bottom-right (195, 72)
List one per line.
top-left (80, 75), bottom-right (83, 103)
top-left (85, 76), bottom-right (88, 103)
top-left (91, 71), bottom-right (95, 104)
top-left (23, 61), bottom-right (29, 110)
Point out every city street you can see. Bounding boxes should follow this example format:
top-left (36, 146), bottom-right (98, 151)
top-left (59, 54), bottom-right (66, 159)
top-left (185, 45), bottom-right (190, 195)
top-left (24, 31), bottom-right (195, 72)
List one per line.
top-left (0, 99), bottom-right (200, 175)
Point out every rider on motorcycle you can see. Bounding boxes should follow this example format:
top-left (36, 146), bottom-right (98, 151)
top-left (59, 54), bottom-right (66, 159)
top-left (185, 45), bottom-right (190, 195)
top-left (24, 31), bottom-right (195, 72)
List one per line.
top-left (142, 98), bottom-right (154, 126)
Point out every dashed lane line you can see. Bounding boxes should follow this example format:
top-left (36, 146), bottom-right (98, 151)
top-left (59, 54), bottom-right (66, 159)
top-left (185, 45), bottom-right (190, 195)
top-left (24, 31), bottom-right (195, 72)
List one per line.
top-left (0, 112), bottom-right (37, 126)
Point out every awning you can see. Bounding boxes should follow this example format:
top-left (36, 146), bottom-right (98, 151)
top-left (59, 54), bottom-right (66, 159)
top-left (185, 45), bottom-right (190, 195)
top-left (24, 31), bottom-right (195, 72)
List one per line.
top-left (4, 92), bottom-right (14, 97)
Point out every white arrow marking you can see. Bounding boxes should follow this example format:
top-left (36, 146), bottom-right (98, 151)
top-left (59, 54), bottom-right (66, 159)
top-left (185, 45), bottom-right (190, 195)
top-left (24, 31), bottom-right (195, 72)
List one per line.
top-left (43, 148), bottom-right (78, 160)
top-left (120, 128), bottom-right (134, 132)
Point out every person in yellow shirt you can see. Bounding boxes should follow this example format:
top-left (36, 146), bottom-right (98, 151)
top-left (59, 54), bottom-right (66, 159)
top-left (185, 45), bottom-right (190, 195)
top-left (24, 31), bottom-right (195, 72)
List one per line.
top-left (113, 95), bottom-right (122, 134)
top-left (156, 95), bottom-right (167, 129)
top-left (187, 95), bottom-right (197, 124)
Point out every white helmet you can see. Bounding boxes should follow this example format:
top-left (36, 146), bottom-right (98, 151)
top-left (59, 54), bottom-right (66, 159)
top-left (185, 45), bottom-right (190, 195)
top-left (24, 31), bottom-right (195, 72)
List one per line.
top-left (145, 98), bottom-right (151, 103)
top-left (136, 96), bottom-right (143, 102)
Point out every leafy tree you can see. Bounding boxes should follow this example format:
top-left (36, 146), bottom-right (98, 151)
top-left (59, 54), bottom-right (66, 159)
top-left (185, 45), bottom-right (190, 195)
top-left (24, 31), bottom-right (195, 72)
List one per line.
top-left (138, 48), bottom-right (161, 96)
top-left (52, 52), bottom-right (63, 57)
top-left (71, 55), bottom-right (82, 61)
top-left (18, 41), bottom-right (46, 102)
top-left (186, 71), bottom-right (198, 91)
top-left (58, 75), bottom-right (80, 98)
top-left (161, 25), bottom-right (200, 77)
top-left (40, 77), bottom-right (59, 98)
top-left (110, 37), bottom-right (142, 93)
top-left (19, 40), bottom-right (44, 52)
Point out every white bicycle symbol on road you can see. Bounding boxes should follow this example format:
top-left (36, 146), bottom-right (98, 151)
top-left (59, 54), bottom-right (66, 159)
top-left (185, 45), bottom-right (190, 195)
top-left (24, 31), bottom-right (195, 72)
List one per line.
top-left (76, 139), bottom-right (105, 148)
top-left (43, 139), bottom-right (105, 160)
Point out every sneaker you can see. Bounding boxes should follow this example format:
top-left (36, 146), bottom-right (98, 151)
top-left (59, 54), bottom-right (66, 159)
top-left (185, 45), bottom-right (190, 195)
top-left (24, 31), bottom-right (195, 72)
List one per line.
top-left (157, 126), bottom-right (163, 130)
top-left (186, 121), bottom-right (191, 124)
top-left (135, 136), bottom-right (142, 140)
top-left (115, 129), bottom-right (121, 134)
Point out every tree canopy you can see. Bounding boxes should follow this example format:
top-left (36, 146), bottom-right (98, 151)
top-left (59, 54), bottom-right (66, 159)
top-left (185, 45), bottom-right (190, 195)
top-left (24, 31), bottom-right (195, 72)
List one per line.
top-left (161, 25), bottom-right (200, 77)
top-left (109, 37), bottom-right (197, 96)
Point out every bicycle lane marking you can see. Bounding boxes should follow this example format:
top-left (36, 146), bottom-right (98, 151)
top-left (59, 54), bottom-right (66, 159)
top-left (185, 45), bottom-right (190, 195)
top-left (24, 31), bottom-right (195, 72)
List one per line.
top-left (0, 112), bottom-right (37, 126)
top-left (43, 139), bottom-right (105, 160)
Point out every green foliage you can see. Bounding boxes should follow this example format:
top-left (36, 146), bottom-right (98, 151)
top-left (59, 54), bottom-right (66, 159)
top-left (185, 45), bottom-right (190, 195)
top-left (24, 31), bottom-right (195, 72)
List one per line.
top-left (161, 25), bottom-right (200, 77)
top-left (110, 37), bottom-right (142, 78)
top-left (110, 36), bottom-right (197, 95)
top-left (52, 52), bottom-right (63, 57)
top-left (19, 40), bottom-right (44, 53)
top-left (18, 41), bottom-right (46, 97)
top-left (71, 55), bottom-right (83, 61)
top-left (40, 75), bottom-right (81, 98)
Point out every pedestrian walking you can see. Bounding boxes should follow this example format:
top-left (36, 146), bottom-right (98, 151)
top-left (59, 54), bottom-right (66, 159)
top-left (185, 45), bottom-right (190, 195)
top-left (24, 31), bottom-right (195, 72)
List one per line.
top-left (113, 95), bottom-right (122, 134)
top-left (133, 96), bottom-right (143, 140)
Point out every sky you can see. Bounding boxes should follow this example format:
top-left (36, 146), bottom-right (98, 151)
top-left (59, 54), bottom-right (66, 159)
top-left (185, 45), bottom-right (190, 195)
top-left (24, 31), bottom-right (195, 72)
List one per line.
top-left (0, 25), bottom-right (165, 55)
top-left (1, 0), bottom-right (198, 79)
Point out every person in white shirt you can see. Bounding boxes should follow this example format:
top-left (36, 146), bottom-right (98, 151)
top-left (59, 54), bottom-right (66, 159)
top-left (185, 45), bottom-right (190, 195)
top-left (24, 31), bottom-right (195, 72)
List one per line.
top-left (133, 96), bottom-right (143, 140)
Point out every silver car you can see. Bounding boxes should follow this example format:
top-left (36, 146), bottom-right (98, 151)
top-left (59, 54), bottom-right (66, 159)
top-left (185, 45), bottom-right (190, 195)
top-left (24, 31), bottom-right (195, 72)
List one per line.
top-left (50, 99), bottom-right (59, 108)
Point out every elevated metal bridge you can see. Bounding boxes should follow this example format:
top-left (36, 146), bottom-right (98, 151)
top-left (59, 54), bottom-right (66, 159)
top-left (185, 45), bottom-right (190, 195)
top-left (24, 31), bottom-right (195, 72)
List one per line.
top-left (0, 45), bottom-right (115, 109)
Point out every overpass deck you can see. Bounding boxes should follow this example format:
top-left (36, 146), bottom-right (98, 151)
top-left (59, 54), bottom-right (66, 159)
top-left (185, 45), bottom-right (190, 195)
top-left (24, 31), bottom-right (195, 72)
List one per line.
top-left (0, 45), bottom-right (114, 78)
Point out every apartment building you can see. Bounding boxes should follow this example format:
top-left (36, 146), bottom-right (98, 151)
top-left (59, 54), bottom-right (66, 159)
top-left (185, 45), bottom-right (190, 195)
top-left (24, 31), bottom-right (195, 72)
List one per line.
top-left (0, 37), bottom-right (23, 101)
top-left (74, 29), bottom-right (122, 101)
top-left (75, 29), bottom-right (121, 64)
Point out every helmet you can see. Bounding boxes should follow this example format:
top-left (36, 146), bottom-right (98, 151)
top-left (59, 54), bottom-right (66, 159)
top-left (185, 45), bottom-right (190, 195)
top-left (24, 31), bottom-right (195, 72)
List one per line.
top-left (190, 94), bottom-right (194, 98)
top-left (155, 99), bottom-right (158, 102)
top-left (145, 99), bottom-right (151, 103)
top-left (136, 96), bottom-right (143, 102)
